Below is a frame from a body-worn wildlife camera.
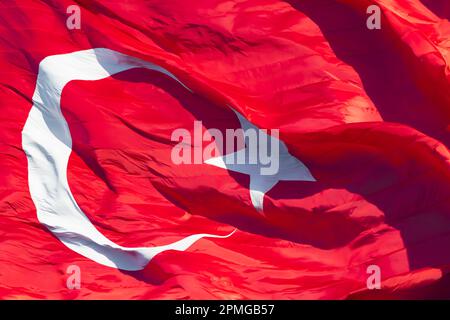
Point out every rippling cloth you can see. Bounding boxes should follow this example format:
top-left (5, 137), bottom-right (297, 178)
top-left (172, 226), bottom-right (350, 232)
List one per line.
top-left (0, 0), bottom-right (449, 299)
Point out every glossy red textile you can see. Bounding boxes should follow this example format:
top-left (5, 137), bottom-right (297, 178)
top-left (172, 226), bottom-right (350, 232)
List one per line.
top-left (0, 0), bottom-right (449, 299)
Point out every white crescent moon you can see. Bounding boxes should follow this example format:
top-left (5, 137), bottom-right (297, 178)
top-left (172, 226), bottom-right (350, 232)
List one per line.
top-left (22, 48), bottom-right (234, 271)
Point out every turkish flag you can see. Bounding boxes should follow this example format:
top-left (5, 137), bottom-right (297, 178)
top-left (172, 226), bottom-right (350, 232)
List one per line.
top-left (0, 0), bottom-right (449, 299)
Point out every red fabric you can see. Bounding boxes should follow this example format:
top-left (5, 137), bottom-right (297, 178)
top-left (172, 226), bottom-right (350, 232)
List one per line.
top-left (0, 0), bottom-right (449, 299)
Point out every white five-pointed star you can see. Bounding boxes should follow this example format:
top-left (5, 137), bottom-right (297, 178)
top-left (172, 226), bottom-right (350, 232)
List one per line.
top-left (205, 108), bottom-right (316, 212)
